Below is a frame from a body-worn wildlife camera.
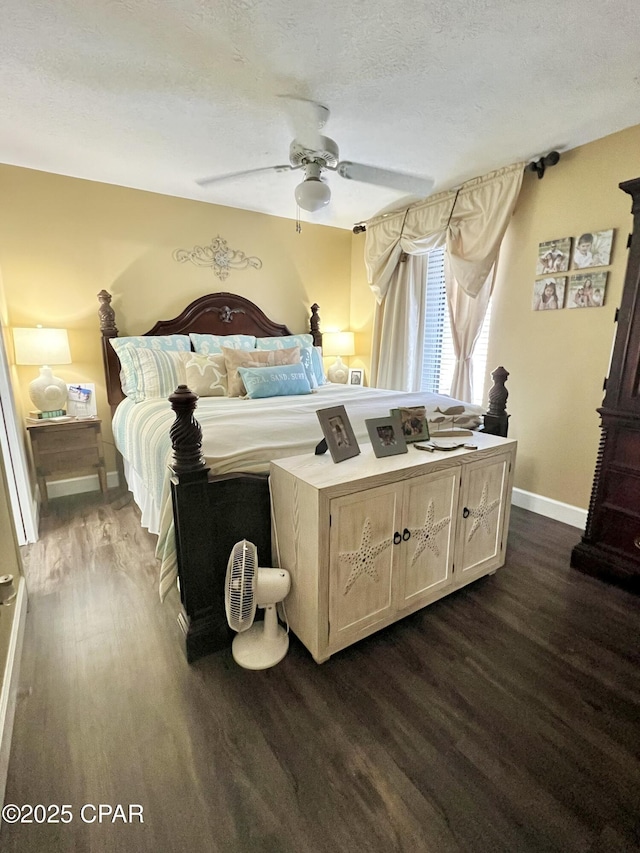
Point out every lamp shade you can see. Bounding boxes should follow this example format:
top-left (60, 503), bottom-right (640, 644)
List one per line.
top-left (322, 331), bottom-right (355, 358)
top-left (295, 178), bottom-right (331, 212)
top-left (13, 327), bottom-right (71, 366)
top-left (13, 327), bottom-right (71, 413)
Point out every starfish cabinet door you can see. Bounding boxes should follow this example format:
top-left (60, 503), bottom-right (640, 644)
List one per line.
top-left (456, 452), bottom-right (512, 583)
top-left (396, 468), bottom-right (460, 611)
top-left (328, 483), bottom-right (400, 649)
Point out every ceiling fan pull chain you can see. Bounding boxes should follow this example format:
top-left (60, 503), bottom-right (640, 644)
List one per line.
top-left (296, 204), bottom-right (302, 234)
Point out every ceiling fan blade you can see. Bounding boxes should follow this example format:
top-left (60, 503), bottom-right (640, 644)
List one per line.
top-left (196, 164), bottom-right (298, 188)
top-left (277, 95), bottom-right (329, 150)
top-left (336, 161), bottom-right (434, 196)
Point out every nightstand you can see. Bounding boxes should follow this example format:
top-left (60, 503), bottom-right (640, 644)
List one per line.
top-left (26, 418), bottom-right (107, 510)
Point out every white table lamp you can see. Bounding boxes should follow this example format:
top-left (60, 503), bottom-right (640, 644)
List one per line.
top-left (323, 331), bottom-right (355, 384)
top-left (13, 326), bottom-right (72, 413)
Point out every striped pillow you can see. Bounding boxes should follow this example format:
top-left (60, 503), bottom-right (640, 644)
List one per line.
top-left (119, 346), bottom-right (186, 402)
top-left (110, 334), bottom-right (190, 398)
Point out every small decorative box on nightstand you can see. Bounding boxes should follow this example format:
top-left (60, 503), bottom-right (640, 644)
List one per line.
top-left (26, 418), bottom-right (107, 509)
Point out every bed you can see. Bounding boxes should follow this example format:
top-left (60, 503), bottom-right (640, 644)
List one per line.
top-left (98, 290), bottom-right (510, 662)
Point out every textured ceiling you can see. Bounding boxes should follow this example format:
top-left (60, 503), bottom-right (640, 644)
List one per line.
top-left (2, 0), bottom-right (639, 229)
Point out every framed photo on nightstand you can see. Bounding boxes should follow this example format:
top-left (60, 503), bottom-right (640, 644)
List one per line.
top-left (347, 367), bottom-right (365, 386)
top-left (66, 383), bottom-right (97, 418)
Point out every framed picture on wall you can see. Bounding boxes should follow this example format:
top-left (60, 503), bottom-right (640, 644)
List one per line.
top-left (571, 229), bottom-right (614, 269)
top-left (567, 272), bottom-right (608, 308)
top-left (532, 277), bottom-right (567, 311)
top-left (536, 237), bottom-right (571, 275)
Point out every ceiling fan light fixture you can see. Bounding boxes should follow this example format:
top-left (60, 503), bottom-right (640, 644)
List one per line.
top-left (295, 177), bottom-right (331, 212)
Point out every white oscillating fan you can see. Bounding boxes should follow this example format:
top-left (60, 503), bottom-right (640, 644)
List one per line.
top-left (225, 539), bottom-right (291, 670)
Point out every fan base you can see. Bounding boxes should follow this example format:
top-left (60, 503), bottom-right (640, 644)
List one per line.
top-left (232, 623), bottom-right (289, 670)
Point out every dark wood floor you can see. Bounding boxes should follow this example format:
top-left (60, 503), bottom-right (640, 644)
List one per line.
top-left (2, 492), bottom-right (639, 853)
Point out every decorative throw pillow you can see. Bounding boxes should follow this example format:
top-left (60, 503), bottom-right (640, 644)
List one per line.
top-left (298, 346), bottom-right (319, 390)
top-left (190, 333), bottom-right (256, 355)
top-left (179, 352), bottom-right (227, 397)
top-left (110, 334), bottom-right (190, 399)
top-left (222, 345), bottom-right (301, 397)
top-left (117, 347), bottom-right (186, 402)
top-left (255, 334), bottom-right (314, 351)
top-left (311, 346), bottom-right (327, 386)
top-left (238, 364), bottom-right (312, 399)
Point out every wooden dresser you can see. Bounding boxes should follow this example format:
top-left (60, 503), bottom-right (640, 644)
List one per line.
top-left (270, 434), bottom-right (516, 663)
top-left (571, 177), bottom-right (640, 590)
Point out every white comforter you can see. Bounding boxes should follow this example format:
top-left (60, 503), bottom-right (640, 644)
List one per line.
top-left (112, 384), bottom-right (484, 597)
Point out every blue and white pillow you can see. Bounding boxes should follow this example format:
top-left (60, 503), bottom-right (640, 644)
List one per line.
top-left (190, 333), bottom-right (256, 355)
top-left (238, 363), bottom-right (312, 399)
top-left (310, 346), bottom-right (327, 386)
top-left (298, 346), bottom-right (319, 390)
top-left (110, 334), bottom-right (190, 399)
top-left (117, 347), bottom-right (186, 402)
top-left (255, 334), bottom-right (314, 351)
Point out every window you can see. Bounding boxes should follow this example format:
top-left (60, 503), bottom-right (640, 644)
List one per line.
top-left (420, 247), bottom-right (492, 405)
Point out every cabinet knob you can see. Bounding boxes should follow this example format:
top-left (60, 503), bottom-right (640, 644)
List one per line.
top-left (402, 528), bottom-right (411, 541)
top-left (393, 531), bottom-right (402, 545)
top-left (463, 507), bottom-right (470, 518)
top-left (634, 537), bottom-right (640, 550)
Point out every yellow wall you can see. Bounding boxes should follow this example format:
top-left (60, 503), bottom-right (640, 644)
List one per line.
top-left (488, 124), bottom-right (640, 509)
top-left (0, 165), bottom-right (353, 472)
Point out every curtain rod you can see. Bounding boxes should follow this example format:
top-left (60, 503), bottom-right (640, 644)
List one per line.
top-left (352, 152), bottom-right (560, 233)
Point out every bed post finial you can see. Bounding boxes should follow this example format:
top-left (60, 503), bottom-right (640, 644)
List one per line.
top-left (98, 290), bottom-right (118, 337)
top-left (168, 386), bottom-right (210, 477)
top-left (483, 366), bottom-right (510, 437)
top-left (310, 303), bottom-right (322, 347)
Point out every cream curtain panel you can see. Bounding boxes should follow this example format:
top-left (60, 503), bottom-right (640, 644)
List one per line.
top-left (365, 162), bottom-right (524, 394)
top-left (370, 255), bottom-right (428, 391)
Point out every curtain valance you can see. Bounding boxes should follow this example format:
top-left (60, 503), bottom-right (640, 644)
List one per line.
top-left (364, 162), bottom-right (524, 301)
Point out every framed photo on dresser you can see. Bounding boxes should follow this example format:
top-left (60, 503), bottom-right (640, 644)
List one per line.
top-left (365, 415), bottom-right (408, 458)
top-left (316, 406), bottom-right (360, 463)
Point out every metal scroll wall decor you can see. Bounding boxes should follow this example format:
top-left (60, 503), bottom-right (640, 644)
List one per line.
top-left (173, 236), bottom-right (263, 281)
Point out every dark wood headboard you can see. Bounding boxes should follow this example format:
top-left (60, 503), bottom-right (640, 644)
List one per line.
top-left (98, 291), bottom-right (323, 410)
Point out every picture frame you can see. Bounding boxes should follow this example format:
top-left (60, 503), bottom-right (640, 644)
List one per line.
top-left (566, 271), bottom-right (608, 308)
top-left (390, 406), bottom-right (430, 442)
top-left (347, 367), bottom-right (365, 386)
top-left (571, 229), bottom-right (614, 270)
top-left (532, 277), bottom-right (566, 311)
top-left (365, 414), bottom-right (408, 458)
top-left (536, 237), bottom-right (571, 275)
top-left (66, 382), bottom-right (97, 418)
top-left (316, 405), bottom-right (361, 463)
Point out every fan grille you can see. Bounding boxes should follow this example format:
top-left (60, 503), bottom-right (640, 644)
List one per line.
top-left (226, 540), bottom-right (257, 632)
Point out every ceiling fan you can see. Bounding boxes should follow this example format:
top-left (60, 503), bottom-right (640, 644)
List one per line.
top-left (196, 98), bottom-right (434, 212)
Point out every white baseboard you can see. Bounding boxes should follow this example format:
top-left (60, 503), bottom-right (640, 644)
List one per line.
top-left (0, 576), bottom-right (27, 813)
top-left (512, 487), bottom-right (587, 530)
top-left (46, 470), bottom-right (119, 500)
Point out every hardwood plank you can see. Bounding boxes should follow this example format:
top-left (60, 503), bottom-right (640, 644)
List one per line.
top-left (1, 496), bottom-right (639, 853)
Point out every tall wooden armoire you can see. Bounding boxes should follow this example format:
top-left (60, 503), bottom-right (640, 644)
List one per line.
top-left (571, 177), bottom-right (640, 590)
